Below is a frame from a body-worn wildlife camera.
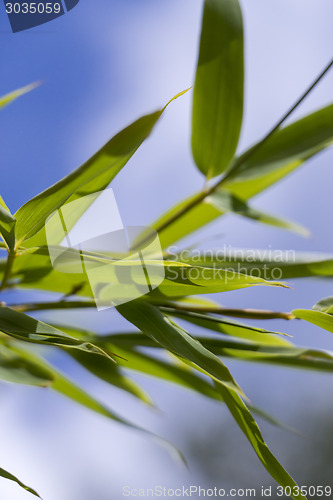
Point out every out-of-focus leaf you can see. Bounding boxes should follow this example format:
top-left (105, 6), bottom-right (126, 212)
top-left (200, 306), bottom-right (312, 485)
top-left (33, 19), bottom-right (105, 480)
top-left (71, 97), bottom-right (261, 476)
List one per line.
top-left (152, 265), bottom-right (286, 300)
top-left (173, 249), bottom-right (333, 280)
top-left (192, 0), bottom-right (244, 178)
top-left (0, 82), bottom-right (40, 110)
top-left (118, 299), bottom-right (242, 395)
top-left (293, 308), bottom-right (333, 334)
top-left (0, 307), bottom-right (110, 357)
top-left (226, 103), bottom-right (333, 190)
top-left (160, 304), bottom-right (292, 346)
top-left (0, 467), bottom-right (40, 498)
top-left (216, 382), bottom-right (305, 499)
top-left (8, 343), bottom-right (186, 464)
top-left (153, 104), bottom-right (333, 247)
top-left (312, 296), bottom-right (333, 314)
top-left (0, 341), bottom-right (54, 386)
top-left (0, 196), bottom-right (16, 251)
top-left (68, 350), bottom-right (154, 406)
top-left (207, 190), bottom-right (309, 236)
top-left (15, 90), bottom-right (189, 245)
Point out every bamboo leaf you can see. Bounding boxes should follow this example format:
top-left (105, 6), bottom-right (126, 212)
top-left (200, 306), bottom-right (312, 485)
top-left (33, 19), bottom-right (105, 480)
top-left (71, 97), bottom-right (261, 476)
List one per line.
top-left (0, 307), bottom-right (110, 357)
top-left (0, 467), bottom-right (40, 498)
top-left (313, 296), bottom-right (333, 314)
top-left (14, 90), bottom-right (189, 245)
top-left (216, 382), bottom-right (305, 499)
top-left (0, 341), bottom-right (54, 386)
top-left (117, 299), bottom-right (242, 395)
top-left (153, 104), bottom-right (333, 247)
top-left (0, 82), bottom-right (40, 110)
top-left (68, 350), bottom-right (154, 406)
top-left (0, 196), bottom-right (16, 251)
top-left (293, 308), bottom-right (333, 334)
top-left (207, 190), bottom-right (309, 236)
top-left (174, 249), bottom-right (333, 280)
top-left (8, 343), bottom-right (186, 465)
top-left (192, 0), bottom-right (244, 178)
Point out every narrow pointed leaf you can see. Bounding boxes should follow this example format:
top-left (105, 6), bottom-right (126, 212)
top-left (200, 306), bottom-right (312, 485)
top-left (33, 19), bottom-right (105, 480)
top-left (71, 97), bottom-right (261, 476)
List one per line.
top-left (68, 350), bottom-right (154, 406)
top-left (8, 343), bottom-right (186, 464)
top-left (216, 382), bottom-right (305, 499)
top-left (192, 0), bottom-right (244, 178)
top-left (15, 90), bottom-right (189, 245)
top-left (0, 341), bottom-right (54, 386)
top-left (0, 467), bottom-right (40, 498)
top-left (0, 307), bottom-right (109, 357)
top-left (153, 104), bottom-right (333, 247)
top-left (293, 308), bottom-right (333, 334)
top-left (0, 82), bottom-right (40, 110)
top-left (118, 299), bottom-right (242, 395)
top-left (0, 196), bottom-right (16, 251)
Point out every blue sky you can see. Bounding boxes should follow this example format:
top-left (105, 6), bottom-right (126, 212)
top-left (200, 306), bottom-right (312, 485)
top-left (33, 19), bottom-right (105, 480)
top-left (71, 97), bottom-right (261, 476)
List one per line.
top-left (1, 1), bottom-right (333, 498)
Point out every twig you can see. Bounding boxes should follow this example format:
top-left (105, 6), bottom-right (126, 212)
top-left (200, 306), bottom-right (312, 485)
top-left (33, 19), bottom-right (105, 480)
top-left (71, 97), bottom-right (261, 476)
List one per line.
top-left (152, 58), bottom-right (333, 238)
top-left (159, 303), bottom-right (295, 321)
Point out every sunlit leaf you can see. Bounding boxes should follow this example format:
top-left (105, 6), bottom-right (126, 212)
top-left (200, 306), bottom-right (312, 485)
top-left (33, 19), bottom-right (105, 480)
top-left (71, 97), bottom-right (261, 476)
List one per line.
top-left (153, 104), bottom-right (333, 247)
top-left (293, 308), bottom-right (333, 334)
top-left (118, 299), bottom-right (242, 395)
top-left (15, 90), bottom-right (189, 245)
top-left (192, 0), bottom-right (243, 178)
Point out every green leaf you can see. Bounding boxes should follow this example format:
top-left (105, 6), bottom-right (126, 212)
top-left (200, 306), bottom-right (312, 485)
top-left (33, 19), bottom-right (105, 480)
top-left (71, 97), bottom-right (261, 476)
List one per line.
top-left (192, 0), bottom-right (243, 178)
top-left (0, 82), bottom-right (40, 110)
top-left (0, 307), bottom-right (110, 357)
top-left (14, 90), bottom-right (189, 245)
top-left (0, 341), bottom-right (54, 386)
top-left (216, 382), bottom-right (305, 499)
top-left (0, 467), bottom-right (40, 497)
top-left (173, 249), bottom-right (333, 280)
top-left (8, 343), bottom-right (186, 464)
top-left (207, 190), bottom-right (309, 236)
top-left (293, 308), bottom-right (333, 334)
top-left (312, 296), bottom-right (333, 314)
top-left (160, 305), bottom-right (292, 346)
top-left (68, 350), bottom-right (154, 406)
top-left (151, 264), bottom-right (286, 300)
top-left (153, 104), bottom-right (333, 247)
top-left (0, 196), bottom-right (16, 251)
top-left (226, 103), bottom-right (333, 191)
top-left (118, 299), bottom-right (242, 395)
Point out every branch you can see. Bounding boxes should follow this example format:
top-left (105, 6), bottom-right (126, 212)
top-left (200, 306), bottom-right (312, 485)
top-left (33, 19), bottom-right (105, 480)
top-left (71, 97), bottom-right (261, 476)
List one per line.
top-left (153, 58), bottom-right (333, 237)
top-left (159, 303), bottom-right (296, 321)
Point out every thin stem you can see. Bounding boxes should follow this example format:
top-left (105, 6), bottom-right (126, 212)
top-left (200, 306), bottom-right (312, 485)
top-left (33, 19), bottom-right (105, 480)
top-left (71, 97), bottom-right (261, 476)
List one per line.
top-left (153, 58), bottom-right (333, 237)
top-left (160, 303), bottom-right (295, 321)
top-left (0, 250), bottom-right (17, 292)
top-left (10, 300), bottom-right (96, 313)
